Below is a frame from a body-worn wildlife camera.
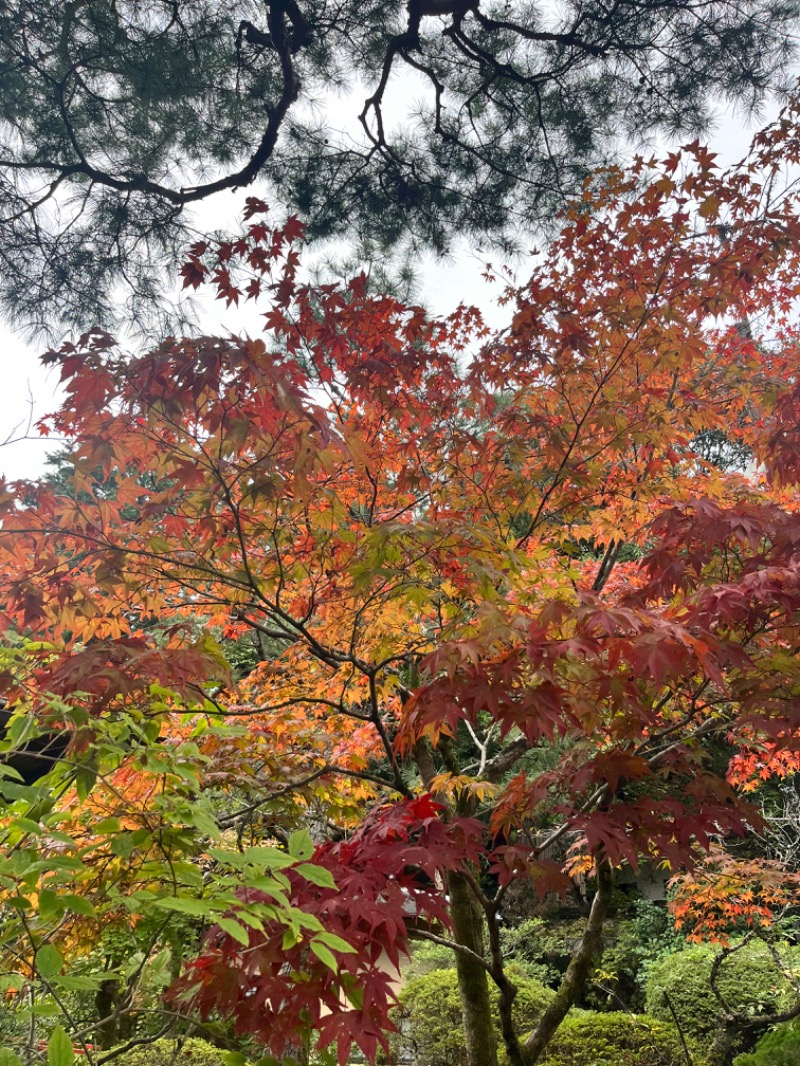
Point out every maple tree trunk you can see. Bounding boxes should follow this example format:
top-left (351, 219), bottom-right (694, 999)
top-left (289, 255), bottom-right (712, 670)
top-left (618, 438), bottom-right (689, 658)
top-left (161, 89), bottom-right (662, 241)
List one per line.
top-left (707, 1024), bottom-right (738, 1066)
top-left (522, 859), bottom-right (613, 1064)
top-left (487, 904), bottom-right (525, 1066)
top-left (447, 868), bottom-right (499, 1066)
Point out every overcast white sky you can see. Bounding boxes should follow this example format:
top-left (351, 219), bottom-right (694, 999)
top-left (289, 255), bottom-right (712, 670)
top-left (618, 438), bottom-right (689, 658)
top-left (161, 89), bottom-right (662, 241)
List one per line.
top-left (0, 99), bottom-right (777, 482)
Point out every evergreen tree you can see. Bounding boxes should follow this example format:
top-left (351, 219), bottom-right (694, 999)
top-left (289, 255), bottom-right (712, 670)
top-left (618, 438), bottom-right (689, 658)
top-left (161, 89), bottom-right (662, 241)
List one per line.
top-left (0, 0), bottom-right (797, 333)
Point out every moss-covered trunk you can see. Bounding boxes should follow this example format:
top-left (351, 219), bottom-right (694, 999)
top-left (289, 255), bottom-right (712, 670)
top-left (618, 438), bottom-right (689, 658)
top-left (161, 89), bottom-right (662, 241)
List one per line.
top-left (415, 736), bottom-right (498, 1066)
top-left (706, 1023), bottom-right (744, 1066)
top-left (522, 859), bottom-right (613, 1065)
top-left (447, 868), bottom-right (499, 1066)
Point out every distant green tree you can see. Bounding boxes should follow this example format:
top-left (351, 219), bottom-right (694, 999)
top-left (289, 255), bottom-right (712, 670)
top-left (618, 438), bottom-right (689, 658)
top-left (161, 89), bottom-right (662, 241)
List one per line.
top-left (0, 0), bottom-right (797, 333)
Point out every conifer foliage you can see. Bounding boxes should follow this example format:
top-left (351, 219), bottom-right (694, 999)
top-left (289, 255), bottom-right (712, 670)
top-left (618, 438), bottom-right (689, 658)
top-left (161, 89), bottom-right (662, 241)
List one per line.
top-left (0, 0), bottom-right (797, 330)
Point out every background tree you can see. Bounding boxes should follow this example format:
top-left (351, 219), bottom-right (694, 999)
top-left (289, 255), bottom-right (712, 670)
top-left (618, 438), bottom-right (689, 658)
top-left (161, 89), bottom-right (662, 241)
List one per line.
top-left (0, 0), bottom-right (798, 333)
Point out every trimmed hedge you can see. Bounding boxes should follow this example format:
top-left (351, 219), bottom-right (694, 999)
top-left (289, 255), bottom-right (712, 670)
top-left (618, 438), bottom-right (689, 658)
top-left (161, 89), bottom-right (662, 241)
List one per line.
top-left (645, 941), bottom-right (800, 1049)
top-left (390, 970), bottom-right (687, 1066)
top-left (733, 1020), bottom-right (800, 1066)
top-left (539, 1012), bottom-right (698, 1066)
top-left (108, 1038), bottom-right (238, 1066)
top-left (390, 968), bottom-right (555, 1066)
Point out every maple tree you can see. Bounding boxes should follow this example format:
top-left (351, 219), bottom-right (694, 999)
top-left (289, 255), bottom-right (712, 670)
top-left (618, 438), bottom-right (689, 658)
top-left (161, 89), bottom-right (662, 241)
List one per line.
top-left (3, 98), bottom-right (800, 1066)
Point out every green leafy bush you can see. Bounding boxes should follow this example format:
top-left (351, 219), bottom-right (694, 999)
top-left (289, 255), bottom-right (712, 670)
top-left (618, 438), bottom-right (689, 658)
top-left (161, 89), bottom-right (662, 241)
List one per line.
top-left (539, 1012), bottom-right (698, 1066)
top-left (499, 918), bottom-right (560, 986)
top-left (588, 901), bottom-right (686, 1012)
top-left (500, 902), bottom-right (686, 1010)
top-left (108, 1037), bottom-right (238, 1066)
top-left (390, 969), bottom-right (699, 1066)
top-left (733, 1020), bottom-right (800, 1065)
top-left (389, 968), bottom-right (555, 1066)
top-left (405, 940), bottom-right (459, 980)
top-left (645, 941), bottom-right (800, 1048)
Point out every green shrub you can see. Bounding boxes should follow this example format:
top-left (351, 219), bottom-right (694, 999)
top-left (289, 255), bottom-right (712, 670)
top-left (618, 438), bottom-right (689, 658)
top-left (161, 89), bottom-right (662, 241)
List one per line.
top-left (645, 941), bottom-right (800, 1049)
top-left (500, 903), bottom-right (687, 1011)
top-left (405, 940), bottom-right (459, 980)
top-left (733, 1020), bottom-right (800, 1065)
top-left (390, 970), bottom-right (692, 1066)
top-left (391, 970), bottom-right (469, 1066)
top-left (587, 901), bottom-right (686, 1012)
top-left (539, 1012), bottom-right (698, 1066)
top-left (108, 1037), bottom-right (238, 1066)
top-left (498, 918), bottom-right (560, 986)
top-left (389, 968), bottom-right (555, 1066)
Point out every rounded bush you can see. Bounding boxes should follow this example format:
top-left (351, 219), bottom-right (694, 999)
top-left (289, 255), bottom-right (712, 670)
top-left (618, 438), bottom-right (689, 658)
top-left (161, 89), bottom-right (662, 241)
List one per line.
top-left (405, 940), bottom-right (459, 980)
top-left (108, 1037), bottom-right (237, 1066)
top-left (733, 1020), bottom-right (800, 1066)
top-left (645, 941), bottom-right (800, 1047)
top-left (390, 968), bottom-right (555, 1066)
top-left (539, 1012), bottom-right (697, 1066)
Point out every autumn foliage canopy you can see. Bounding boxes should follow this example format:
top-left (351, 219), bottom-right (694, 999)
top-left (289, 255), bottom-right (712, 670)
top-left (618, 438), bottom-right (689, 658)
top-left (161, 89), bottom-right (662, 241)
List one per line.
top-left (2, 99), bottom-right (800, 1064)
